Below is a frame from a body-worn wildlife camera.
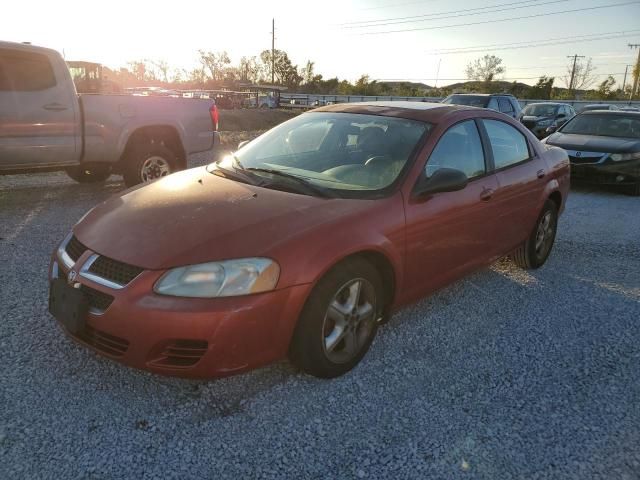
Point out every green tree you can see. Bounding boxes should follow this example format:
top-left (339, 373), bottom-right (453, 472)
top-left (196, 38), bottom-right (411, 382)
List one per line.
top-left (259, 49), bottom-right (302, 88)
top-left (465, 55), bottom-right (506, 83)
top-left (596, 75), bottom-right (617, 100)
top-left (198, 50), bottom-right (231, 82)
top-left (528, 76), bottom-right (554, 99)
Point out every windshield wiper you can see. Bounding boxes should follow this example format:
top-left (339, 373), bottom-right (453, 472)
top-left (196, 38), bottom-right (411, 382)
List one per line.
top-left (212, 156), bottom-right (262, 185)
top-left (245, 167), bottom-right (336, 198)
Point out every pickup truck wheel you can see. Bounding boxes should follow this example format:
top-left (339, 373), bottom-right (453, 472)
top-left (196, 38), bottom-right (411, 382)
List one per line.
top-left (512, 200), bottom-right (558, 270)
top-left (123, 143), bottom-right (178, 187)
top-left (65, 164), bottom-right (111, 183)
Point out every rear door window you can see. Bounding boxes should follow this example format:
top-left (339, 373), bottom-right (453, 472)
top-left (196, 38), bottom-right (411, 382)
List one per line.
top-left (483, 119), bottom-right (530, 169)
top-left (0, 48), bottom-right (56, 91)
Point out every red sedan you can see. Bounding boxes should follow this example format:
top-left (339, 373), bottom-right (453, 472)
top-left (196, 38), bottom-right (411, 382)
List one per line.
top-left (49, 102), bottom-right (570, 379)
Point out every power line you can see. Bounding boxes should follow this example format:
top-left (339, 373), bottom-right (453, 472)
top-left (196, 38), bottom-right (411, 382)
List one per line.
top-left (376, 73), bottom-right (628, 82)
top-left (359, 1), bottom-right (640, 35)
top-left (427, 33), bottom-right (640, 55)
top-left (342, 0), bottom-right (569, 28)
top-left (357, 0), bottom-right (441, 11)
top-left (426, 29), bottom-right (640, 54)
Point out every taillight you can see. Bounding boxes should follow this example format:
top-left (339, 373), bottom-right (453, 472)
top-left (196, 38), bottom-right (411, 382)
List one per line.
top-left (209, 104), bottom-right (219, 131)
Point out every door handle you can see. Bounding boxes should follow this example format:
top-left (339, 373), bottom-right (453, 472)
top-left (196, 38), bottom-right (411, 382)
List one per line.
top-left (480, 188), bottom-right (494, 201)
top-left (43, 103), bottom-right (68, 111)
top-left (537, 169), bottom-right (546, 179)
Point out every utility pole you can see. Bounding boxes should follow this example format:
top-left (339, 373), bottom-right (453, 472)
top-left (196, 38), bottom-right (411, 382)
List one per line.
top-left (567, 54), bottom-right (585, 96)
top-left (271, 18), bottom-right (275, 85)
top-left (629, 44), bottom-right (640, 100)
top-left (622, 64), bottom-right (632, 91)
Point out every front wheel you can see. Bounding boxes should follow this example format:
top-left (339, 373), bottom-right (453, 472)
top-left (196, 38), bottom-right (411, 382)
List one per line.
top-left (512, 199), bottom-right (558, 269)
top-left (289, 259), bottom-right (384, 378)
top-left (122, 143), bottom-right (178, 187)
top-left (65, 164), bottom-right (111, 183)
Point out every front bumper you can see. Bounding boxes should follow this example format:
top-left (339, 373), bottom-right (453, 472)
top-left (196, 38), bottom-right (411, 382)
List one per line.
top-left (49, 249), bottom-right (310, 379)
top-left (570, 159), bottom-right (640, 185)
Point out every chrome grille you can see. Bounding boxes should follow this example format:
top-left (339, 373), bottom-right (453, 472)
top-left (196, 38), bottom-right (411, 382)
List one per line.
top-left (65, 235), bottom-right (87, 262)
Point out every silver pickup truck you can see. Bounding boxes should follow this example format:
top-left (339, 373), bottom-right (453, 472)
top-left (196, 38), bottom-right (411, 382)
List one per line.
top-left (0, 41), bottom-right (218, 186)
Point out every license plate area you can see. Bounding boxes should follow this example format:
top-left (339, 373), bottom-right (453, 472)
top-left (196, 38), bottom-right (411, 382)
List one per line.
top-left (49, 279), bottom-right (89, 335)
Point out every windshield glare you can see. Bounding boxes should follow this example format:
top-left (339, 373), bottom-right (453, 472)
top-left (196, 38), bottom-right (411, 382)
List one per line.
top-left (560, 114), bottom-right (640, 139)
top-left (219, 112), bottom-right (430, 194)
top-left (442, 95), bottom-right (489, 108)
top-left (522, 104), bottom-right (558, 117)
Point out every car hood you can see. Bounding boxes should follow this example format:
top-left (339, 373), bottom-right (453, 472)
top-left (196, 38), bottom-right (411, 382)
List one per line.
top-left (545, 132), bottom-right (640, 153)
top-left (74, 167), bottom-right (371, 270)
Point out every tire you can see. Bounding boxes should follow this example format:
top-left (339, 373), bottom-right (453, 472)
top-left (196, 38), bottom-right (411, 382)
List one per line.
top-left (122, 143), bottom-right (179, 187)
top-left (512, 199), bottom-right (558, 270)
top-left (289, 258), bottom-right (384, 378)
top-left (65, 164), bottom-right (111, 183)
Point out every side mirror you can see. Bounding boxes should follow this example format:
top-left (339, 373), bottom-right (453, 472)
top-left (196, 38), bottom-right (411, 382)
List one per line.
top-left (556, 113), bottom-right (566, 119)
top-left (238, 140), bottom-right (250, 149)
top-left (413, 168), bottom-right (469, 197)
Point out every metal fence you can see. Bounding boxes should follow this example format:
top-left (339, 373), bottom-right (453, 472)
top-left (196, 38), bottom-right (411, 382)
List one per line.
top-left (279, 93), bottom-right (640, 110)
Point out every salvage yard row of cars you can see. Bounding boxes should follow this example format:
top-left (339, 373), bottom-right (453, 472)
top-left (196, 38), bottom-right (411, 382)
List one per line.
top-left (443, 93), bottom-right (640, 195)
top-left (0, 41), bottom-right (638, 380)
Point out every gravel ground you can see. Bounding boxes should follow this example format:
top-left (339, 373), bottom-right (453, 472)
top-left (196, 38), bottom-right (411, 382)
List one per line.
top-left (1, 156), bottom-right (639, 479)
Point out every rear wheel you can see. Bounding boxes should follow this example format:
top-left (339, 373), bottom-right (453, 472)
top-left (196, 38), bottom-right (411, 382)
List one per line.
top-left (289, 259), bottom-right (384, 378)
top-left (65, 164), bottom-right (111, 183)
top-left (512, 199), bottom-right (558, 270)
top-left (122, 143), bottom-right (178, 187)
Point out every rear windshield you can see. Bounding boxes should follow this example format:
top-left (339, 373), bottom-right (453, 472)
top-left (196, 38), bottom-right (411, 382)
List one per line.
top-left (560, 114), bottom-right (640, 139)
top-left (442, 95), bottom-right (489, 108)
top-left (522, 104), bottom-right (558, 117)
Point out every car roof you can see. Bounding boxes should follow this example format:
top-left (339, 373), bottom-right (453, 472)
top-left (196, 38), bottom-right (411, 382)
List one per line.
top-left (312, 101), bottom-right (473, 123)
top-left (524, 102), bottom-right (566, 106)
top-left (448, 93), bottom-right (516, 97)
top-left (0, 40), bottom-right (60, 56)
top-left (581, 110), bottom-right (640, 116)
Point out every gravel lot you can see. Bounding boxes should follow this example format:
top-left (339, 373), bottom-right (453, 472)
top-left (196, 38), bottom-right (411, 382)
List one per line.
top-left (1, 154), bottom-right (639, 479)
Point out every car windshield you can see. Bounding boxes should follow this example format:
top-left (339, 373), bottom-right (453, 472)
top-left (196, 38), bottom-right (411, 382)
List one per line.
top-left (560, 114), bottom-right (640, 139)
top-left (211, 112), bottom-right (430, 196)
top-left (442, 95), bottom-right (489, 108)
top-left (522, 104), bottom-right (558, 117)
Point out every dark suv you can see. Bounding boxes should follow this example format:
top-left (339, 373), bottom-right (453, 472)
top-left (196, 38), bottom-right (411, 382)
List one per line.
top-left (519, 102), bottom-right (576, 138)
top-left (441, 93), bottom-right (522, 118)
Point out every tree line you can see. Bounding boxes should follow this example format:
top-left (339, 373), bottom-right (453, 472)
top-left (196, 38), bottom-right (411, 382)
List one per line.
top-left (104, 50), bottom-right (637, 100)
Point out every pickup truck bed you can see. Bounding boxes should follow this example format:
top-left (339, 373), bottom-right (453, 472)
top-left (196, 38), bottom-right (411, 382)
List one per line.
top-left (0, 41), bottom-right (218, 186)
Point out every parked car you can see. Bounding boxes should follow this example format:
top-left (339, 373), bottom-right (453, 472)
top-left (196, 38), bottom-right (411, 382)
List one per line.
top-left (580, 104), bottom-right (619, 112)
top-left (124, 86), bottom-right (181, 97)
top-left (441, 93), bottom-right (522, 118)
top-left (542, 111), bottom-right (640, 195)
top-left (49, 101), bottom-right (569, 379)
top-left (519, 102), bottom-right (576, 138)
top-left (0, 41), bottom-right (218, 186)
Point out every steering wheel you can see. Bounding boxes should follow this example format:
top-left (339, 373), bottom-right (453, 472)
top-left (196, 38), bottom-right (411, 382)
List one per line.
top-left (364, 155), bottom-right (392, 168)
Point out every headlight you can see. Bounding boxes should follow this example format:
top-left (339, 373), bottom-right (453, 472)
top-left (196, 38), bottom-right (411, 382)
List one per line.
top-left (537, 119), bottom-right (553, 127)
top-left (610, 152), bottom-right (640, 162)
top-left (154, 258), bottom-right (280, 298)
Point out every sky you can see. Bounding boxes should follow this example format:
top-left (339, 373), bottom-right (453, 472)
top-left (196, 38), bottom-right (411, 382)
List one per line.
top-left (2, 0), bottom-right (640, 87)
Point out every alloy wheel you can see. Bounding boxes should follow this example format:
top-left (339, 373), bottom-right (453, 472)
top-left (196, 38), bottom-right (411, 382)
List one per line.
top-left (322, 278), bottom-right (377, 364)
